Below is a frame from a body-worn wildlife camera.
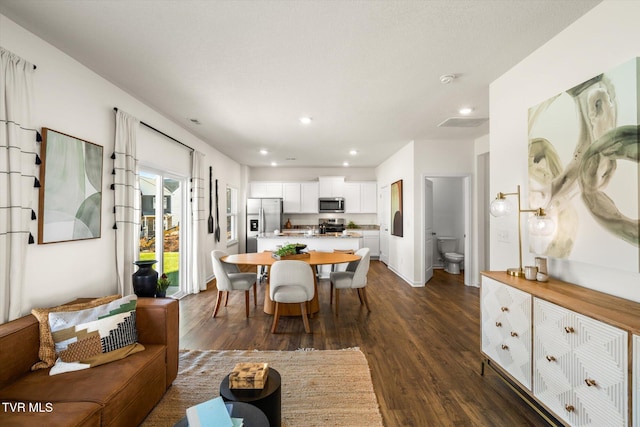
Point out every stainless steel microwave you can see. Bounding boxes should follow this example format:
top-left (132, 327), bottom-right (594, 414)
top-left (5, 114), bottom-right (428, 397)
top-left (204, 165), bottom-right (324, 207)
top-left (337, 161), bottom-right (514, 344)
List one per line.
top-left (318, 197), bottom-right (345, 213)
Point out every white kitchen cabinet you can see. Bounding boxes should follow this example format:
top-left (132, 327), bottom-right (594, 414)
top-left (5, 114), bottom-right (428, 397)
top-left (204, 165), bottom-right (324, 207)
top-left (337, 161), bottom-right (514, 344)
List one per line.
top-left (481, 276), bottom-right (532, 389)
top-left (533, 298), bottom-right (628, 427)
top-left (282, 182), bottom-right (318, 213)
top-left (318, 176), bottom-right (344, 197)
top-left (300, 182), bottom-right (319, 213)
top-left (250, 182), bottom-right (282, 198)
top-left (360, 182), bottom-right (377, 213)
top-left (344, 181), bottom-right (377, 213)
top-left (282, 183), bottom-right (301, 213)
top-left (343, 183), bottom-right (361, 213)
top-left (361, 229), bottom-right (380, 258)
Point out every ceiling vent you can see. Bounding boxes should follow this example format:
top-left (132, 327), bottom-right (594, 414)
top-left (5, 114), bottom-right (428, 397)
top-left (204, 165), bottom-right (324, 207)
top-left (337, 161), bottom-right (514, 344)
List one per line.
top-left (438, 117), bottom-right (489, 128)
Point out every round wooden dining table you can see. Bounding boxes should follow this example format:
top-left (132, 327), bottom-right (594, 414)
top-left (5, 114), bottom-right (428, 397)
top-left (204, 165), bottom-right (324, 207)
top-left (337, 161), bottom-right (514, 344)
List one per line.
top-left (221, 251), bottom-right (360, 316)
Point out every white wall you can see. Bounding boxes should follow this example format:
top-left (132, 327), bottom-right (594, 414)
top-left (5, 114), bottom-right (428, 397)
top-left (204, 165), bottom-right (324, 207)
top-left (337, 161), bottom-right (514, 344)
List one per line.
top-left (474, 134), bottom-right (490, 284)
top-left (374, 138), bottom-right (476, 286)
top-left (1, 14), bottom-right (244, 316)
top-left (376, 141), bottom-right (415, 284)
top-left (489, 0), bottom-right (640, 302)
top-left (415, 139), bottom-right (475, 284)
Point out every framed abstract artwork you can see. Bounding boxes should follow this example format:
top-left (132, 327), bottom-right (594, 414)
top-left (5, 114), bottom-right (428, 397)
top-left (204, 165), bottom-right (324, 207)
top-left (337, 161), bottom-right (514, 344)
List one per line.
top-left (38, 128), bottom-right (103, 244)
top-left (391, 179), bottom-right (403, 237)
top-left (528, 57), bottom-right (639, 273)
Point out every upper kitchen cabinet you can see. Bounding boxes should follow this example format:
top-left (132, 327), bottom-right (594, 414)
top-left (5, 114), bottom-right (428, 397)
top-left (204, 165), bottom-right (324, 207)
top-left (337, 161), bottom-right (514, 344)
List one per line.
top-left (282, 182), bottom-right (319, 213)
top-left (250, 182), bottom-right (283, 198)
top-left (361, 182), bottom-right (377, 213)
top-left (344, 181), bottom-right (377, 213)
top-left (318, 176), bottom-right (345, 197)
top-left (300, 182), bottom-right (319, 213)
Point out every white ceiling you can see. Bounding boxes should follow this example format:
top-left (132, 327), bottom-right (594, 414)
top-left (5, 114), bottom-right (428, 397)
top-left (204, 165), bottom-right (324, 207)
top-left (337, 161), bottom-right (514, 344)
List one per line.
top-left (0, 0), bottom-right (601, 168)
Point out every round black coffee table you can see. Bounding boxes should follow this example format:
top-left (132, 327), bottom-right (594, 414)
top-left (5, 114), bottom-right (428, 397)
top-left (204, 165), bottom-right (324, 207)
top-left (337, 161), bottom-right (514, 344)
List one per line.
top-left (220, 368), bottom-right (281, 427)
top-left (173, 401), bottom-right (268, 427)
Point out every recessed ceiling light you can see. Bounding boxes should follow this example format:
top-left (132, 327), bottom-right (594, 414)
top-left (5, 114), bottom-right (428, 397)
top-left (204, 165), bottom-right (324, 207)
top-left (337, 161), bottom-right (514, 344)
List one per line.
top-left (343, 161), bottom-right (349, 167)
top-left (189, 118), bottom-right (201, 124)
top-left (349, 150), bottom-right (358, 155)
top-left (459, 107), bottom-right (473, 115)
top-left (299, 116), bottom-right (313, 125)
top-left (260, 149), bottom-right (268, 155)
top-left (270, 161), bottom-right (277, 167)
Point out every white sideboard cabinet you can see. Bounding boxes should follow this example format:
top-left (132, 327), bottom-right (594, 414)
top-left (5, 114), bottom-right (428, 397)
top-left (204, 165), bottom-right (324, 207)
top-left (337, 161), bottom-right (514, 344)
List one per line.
top-left (481, 276), bottom-right (532, 389)
top-left (481, 272), bottom-right (640, 427)
top-left (534, 298), bottom-right (627, 426)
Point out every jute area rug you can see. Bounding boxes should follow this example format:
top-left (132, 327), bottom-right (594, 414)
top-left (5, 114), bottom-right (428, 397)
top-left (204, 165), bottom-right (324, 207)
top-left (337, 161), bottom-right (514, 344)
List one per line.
top-left (141, 348), bottom-right (384, 427)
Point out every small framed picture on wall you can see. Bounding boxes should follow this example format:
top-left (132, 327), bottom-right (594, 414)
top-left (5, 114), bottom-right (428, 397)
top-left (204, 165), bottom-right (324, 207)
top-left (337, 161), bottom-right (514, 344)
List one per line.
top-left (391, 179), bottom-right (403, 237)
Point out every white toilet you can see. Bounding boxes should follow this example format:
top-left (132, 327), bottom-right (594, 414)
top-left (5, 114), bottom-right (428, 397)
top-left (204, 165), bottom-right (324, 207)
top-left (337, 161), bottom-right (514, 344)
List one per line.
top-left (437, 237), bottom-right (464, 275)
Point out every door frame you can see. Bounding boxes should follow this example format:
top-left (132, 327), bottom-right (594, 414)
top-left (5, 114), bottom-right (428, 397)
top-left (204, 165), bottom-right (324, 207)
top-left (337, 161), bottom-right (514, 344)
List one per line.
top-left (421, 173), bottom-right (473, 286)
top-left (138, 166), bottom-right (189, 299)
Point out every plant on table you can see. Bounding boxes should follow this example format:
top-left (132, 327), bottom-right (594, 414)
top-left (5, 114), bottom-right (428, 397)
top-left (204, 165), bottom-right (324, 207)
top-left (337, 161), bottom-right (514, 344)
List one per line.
top-left (274, 243), bottom-right (306, 257)
top-left (156, 273), bottom-right (171, 297)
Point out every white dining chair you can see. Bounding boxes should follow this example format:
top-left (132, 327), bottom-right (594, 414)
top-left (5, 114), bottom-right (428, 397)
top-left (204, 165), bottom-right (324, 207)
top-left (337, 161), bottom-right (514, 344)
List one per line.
top-left (211, 250), bottom-right (257, 318)
top-left (329, 247), bottom-right (371, 315)
top-left (269, 260), bottom-right (315, 333)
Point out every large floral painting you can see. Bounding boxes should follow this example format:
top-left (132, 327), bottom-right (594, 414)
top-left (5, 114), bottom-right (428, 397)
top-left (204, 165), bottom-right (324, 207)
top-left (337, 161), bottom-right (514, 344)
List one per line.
top-left (528, 57), bottom-right (639, 273)
top-left (38, 128), bottom-right (103, 244)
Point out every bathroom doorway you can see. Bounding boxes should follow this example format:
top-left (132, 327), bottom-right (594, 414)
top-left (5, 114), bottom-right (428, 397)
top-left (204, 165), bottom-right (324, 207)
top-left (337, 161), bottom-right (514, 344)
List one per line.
top-left (423, 174), bottom-right (471, 285)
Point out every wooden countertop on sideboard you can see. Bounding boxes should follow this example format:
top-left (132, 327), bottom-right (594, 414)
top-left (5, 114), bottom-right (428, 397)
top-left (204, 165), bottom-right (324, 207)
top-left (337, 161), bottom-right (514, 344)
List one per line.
top-left (481, 271), bottom-right (640, 335)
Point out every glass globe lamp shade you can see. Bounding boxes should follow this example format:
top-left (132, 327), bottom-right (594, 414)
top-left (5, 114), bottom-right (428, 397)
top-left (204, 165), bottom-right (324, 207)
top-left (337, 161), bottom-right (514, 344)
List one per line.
top-left (490, 198), bottom-right (512, 217)
top-left (528, 215), bottom-right (555, 236)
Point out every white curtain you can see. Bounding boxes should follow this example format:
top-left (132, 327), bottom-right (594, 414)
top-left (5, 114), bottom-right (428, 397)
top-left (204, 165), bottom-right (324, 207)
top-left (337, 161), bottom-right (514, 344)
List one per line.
top-left (0, 47), bottom-right (37, 323)
top-left (113, 110), bottom-right (140, 296)
top-left (189, 150), bottom-right (207, 293)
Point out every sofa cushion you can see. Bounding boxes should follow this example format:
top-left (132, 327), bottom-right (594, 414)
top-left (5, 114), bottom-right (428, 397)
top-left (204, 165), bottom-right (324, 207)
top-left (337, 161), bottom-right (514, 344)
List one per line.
top-left (0, 344), bottom-right (166, 426)
top-left (31, 294), bottom-right (122, 371)
top-left (48, 295), bottom-right (143, 375)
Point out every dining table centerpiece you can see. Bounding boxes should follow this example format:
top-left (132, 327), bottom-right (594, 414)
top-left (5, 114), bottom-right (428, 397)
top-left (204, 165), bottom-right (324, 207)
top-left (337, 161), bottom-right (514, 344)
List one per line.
top-left (272, 243), bottom-right (309, 260)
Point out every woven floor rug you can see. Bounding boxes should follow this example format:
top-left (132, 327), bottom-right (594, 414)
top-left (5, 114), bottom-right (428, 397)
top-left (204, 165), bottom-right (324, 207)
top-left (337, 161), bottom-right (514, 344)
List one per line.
top-left (141, 348), bottom-right (384, 427)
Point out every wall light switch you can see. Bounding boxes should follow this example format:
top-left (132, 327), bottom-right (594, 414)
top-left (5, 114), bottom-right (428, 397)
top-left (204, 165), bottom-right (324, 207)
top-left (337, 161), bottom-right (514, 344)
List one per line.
top-left (497, 229), bottom-right (510, 243)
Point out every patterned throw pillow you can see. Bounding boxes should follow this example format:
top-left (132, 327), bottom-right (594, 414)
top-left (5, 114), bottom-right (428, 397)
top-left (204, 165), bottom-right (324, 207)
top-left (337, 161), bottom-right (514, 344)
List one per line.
top-left (47, 295), bottom-right (144, 376)
top-left (31, 294), bottom-right (122, 371)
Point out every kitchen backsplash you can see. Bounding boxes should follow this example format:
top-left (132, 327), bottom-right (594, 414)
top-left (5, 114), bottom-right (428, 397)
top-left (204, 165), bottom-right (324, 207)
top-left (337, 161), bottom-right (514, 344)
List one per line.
top-left (282, 213), bottom-right (379, 229)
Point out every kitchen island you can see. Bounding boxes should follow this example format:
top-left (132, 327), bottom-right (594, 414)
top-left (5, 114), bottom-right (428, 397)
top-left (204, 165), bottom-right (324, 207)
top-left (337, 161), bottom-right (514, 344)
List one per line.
top-left (257, 232), bottom-right (362, 278)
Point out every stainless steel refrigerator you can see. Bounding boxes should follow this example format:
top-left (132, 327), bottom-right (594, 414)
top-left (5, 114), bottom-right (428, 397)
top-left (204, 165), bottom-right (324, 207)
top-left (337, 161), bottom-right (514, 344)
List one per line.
top-left (246, 198), bottom-right (283, 253)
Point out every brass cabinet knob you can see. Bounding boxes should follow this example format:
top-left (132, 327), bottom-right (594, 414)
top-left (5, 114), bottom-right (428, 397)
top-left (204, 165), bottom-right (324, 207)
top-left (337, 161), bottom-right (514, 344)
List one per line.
top-left (495, 321), bottom-right (502, 327)
top-left (510, 331), bottom-right (518, 337)
top-left (585, 378), bottom-right (597, 387)
top-left (564, 326), bottom-right (575, 333)
top-left (501, 344), bottom-right (509, 350)
top-left (500, 306), bottom-right (509, 312)
top-left (545, 355), bottom-right (556, 362)
top-left (565, 404), bottom-right (575, 412)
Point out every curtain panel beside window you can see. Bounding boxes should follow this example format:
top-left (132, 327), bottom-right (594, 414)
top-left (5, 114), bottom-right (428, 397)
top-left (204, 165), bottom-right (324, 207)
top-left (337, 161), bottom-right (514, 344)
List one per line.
top-left (0, 47), bottom-right (38, 322)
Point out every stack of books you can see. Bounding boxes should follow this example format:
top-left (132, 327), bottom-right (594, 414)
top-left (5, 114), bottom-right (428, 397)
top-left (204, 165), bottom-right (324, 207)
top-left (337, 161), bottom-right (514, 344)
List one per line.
top-left (186, 396), bottom-right (243, 427)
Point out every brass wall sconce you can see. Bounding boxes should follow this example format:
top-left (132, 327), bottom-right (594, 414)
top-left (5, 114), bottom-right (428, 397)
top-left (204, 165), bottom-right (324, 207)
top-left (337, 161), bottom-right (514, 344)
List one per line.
top-left (490, 185), bottom-right (555, 277)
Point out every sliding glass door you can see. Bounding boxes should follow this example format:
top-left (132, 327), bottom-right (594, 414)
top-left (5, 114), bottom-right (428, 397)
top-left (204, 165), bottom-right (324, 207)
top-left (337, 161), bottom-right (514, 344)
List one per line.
top-left (139, 169), bottom-right (185, 297)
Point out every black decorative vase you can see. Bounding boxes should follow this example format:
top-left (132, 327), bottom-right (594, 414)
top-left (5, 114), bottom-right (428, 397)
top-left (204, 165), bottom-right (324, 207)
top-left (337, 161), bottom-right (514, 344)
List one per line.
top-left (132, 260), bottom-right (158, 297)
top-left (155, 290), bottom-right (166, 298)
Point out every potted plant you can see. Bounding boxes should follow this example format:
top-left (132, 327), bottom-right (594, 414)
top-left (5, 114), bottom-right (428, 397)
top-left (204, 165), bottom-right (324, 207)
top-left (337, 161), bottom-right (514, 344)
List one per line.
top-left (273, 243), bottom-right (307, 259)
top-left (156, 273), bottom-right (171, 298)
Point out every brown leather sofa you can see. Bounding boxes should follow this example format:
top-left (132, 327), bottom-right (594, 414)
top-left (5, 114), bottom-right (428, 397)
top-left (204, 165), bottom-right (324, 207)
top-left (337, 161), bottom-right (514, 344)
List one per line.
top-left (0, 298), bottom-right (179, 427)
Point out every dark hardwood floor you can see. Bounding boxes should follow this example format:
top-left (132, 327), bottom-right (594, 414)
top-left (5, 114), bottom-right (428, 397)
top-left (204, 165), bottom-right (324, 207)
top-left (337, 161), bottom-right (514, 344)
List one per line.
top-left (179, 261), bottom-right (548, 427)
